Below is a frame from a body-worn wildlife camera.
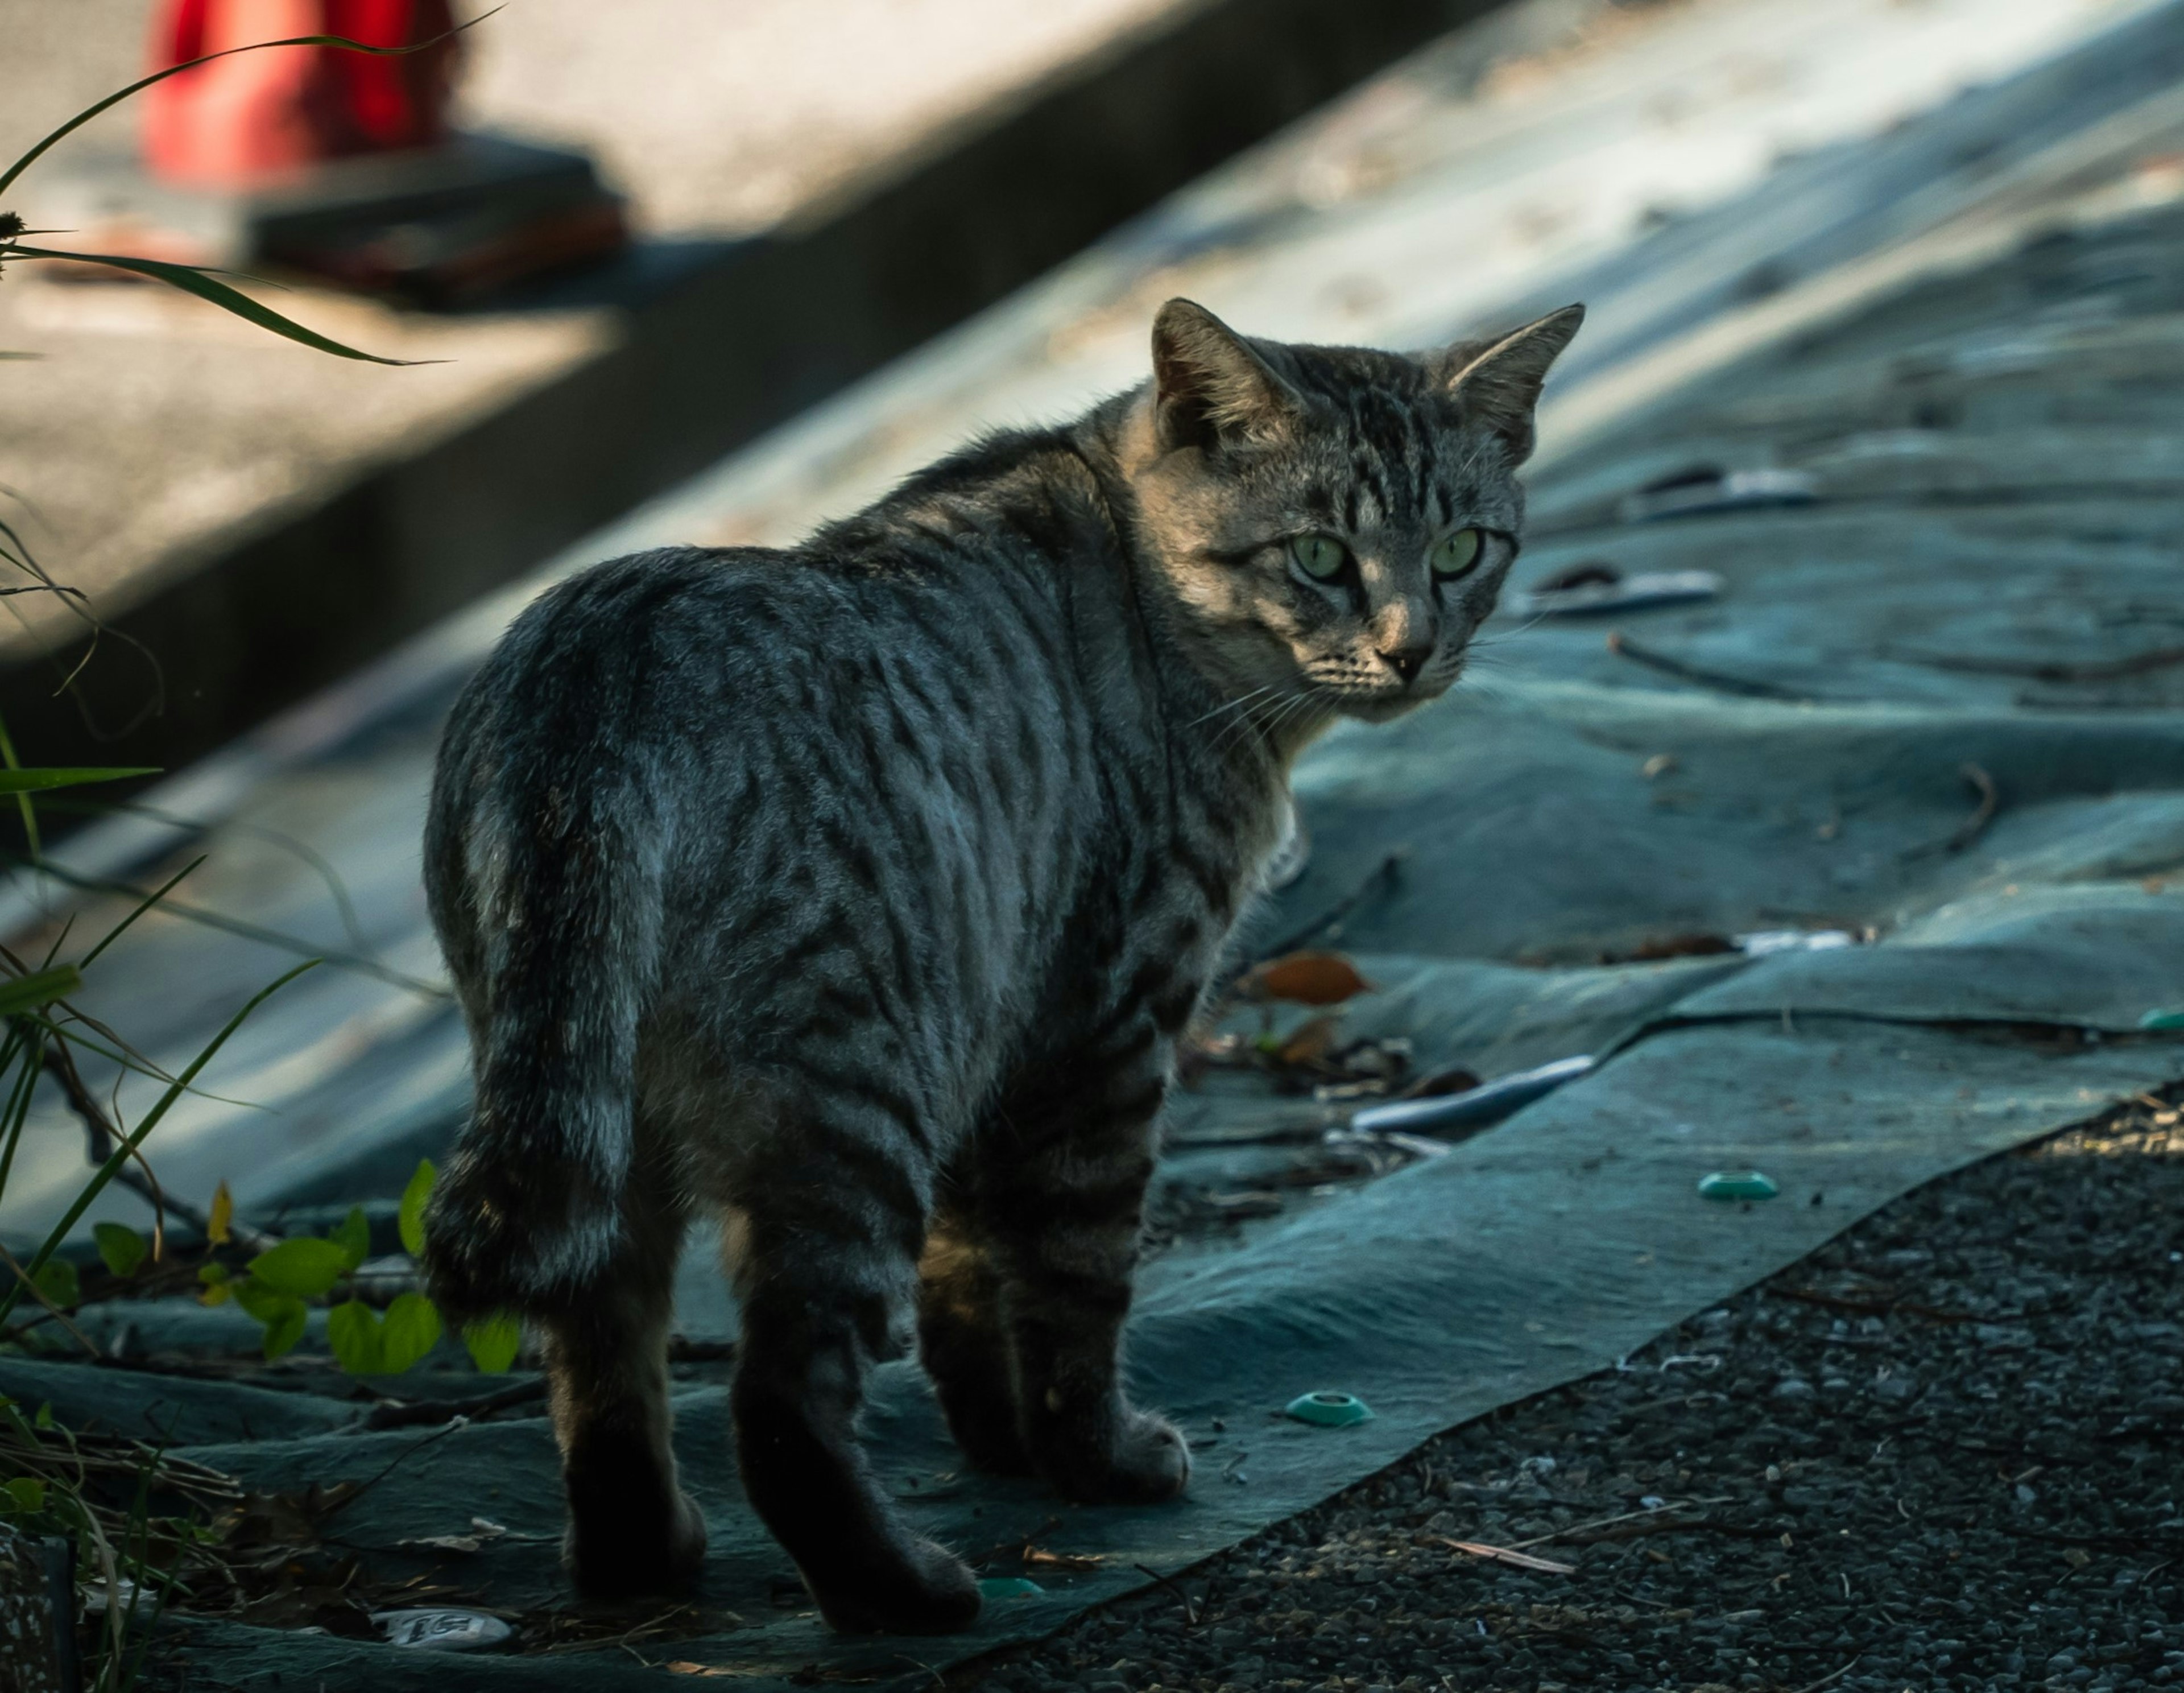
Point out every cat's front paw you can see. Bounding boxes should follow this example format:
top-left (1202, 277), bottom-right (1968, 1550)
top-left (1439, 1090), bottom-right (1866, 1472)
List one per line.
top-left (1042, 1406), bottom-right (1190, 1505)
top-left (809, 1536), bottom-right (982, 1636)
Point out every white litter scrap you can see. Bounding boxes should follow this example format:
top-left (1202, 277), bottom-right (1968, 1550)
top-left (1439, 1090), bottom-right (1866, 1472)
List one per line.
top-left (1736, 930), bottom-right (1857, 958)
top-left (1517, 568), bottom-right (1724, 619)
top-left (373, 1609), bottom-right (515, 1651)
top-left (1618, 467), bottom-right (1818, 523)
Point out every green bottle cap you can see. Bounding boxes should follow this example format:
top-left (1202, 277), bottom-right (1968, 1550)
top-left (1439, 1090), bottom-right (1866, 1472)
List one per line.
top-left (1698, 1170), bottom-right (1780, 1201)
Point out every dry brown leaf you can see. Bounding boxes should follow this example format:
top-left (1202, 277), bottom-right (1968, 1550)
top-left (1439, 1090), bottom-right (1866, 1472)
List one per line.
top-left (1024, 1545), bottom-right (1105, 1572)
top-left (1240, 951), bottom-right (1375, 1006)
top-left (208, 1180), bottom-right (234, 1246)
top-left (1276, 1013), bottom-right (1343, 1066)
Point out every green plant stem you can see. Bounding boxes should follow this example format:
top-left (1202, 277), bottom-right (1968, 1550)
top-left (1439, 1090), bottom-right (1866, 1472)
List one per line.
top-left (0, 961), bottom-right (315, 1329)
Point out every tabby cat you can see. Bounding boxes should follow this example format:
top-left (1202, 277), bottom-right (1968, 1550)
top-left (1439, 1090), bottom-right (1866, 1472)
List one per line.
top-left (420, 298), bottom-right (1582, 1634)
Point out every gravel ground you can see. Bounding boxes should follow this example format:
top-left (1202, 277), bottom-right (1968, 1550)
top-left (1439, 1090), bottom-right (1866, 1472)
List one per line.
top-left (956, 1088), bottom-right (2184, 1693)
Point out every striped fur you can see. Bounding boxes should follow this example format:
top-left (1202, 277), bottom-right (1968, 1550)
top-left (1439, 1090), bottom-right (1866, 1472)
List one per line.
top-left (420, 300), bottom-right (1582, 1632)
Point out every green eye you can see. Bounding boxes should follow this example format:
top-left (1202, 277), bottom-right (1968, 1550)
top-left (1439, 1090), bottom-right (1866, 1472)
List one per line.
top-left (1289, 534), bottom-right (1349, 580)
top-left (1432, 528), bottom-right (1484, 578)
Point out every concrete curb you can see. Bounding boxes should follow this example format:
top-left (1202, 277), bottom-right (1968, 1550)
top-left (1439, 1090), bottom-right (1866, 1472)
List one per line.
top-left (9, 0), bottom-right (1505, 774)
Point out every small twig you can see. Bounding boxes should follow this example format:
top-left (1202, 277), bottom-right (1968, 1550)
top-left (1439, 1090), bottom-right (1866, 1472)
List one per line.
top-left (1605, 631), bottom-right (1813, 700)
top-left (1789, 1658), bottom-right (1862, 1693)
top-left (1892, 643), bottom-right (2184, 683)
top-left (1508, 1496), bottom-right (1732, 1549)
top-left (45, 1039), bottom-right (281, 1253)
top-left (1946, 762), bottom-right (1999, 854)
top-left (362, 1378), bottom-right (548, 1431)
top-left (1132, 1562), bottom-right (1202, 1626)
top-left (1429, 1536), bottom-right (1576, 1575)
top-left (48, 1039), bottom-right (169, 1257)
top-left (320, 1418), bottom-right (468, 1521)
top-left (971, 1514), bottom-right (1062, 1571)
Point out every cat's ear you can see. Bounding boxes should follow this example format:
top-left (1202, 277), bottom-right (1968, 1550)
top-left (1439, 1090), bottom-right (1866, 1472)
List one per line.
top-left (1437, 303), bottom-right (1585, 462)
top-left (1151, 299), bottom-right (1302, 454)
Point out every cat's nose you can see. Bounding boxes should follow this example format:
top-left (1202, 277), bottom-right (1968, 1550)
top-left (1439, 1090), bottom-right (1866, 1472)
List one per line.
top-left (1379, 642), bottom-right (1431, 686)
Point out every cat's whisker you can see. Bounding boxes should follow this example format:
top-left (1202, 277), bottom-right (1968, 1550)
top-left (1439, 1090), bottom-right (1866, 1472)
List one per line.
top-left (1185, 683), bottom-right (1280, 734)
top-left (1469, 609), bottom-right (1553, 651)
top-left (1209, 685), bottom-right (1294, 758)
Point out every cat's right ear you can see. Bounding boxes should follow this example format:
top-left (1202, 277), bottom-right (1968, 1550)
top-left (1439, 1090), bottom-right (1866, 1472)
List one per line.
top-left (1151, 299), bottom-right (1301, 455)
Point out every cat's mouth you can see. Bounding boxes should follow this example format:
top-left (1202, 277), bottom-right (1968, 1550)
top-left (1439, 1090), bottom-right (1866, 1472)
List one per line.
top-left (1326, 660), bottom-right (1461, 722)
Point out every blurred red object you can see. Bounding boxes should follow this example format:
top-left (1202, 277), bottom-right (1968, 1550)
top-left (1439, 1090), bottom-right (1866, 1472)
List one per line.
top-left (144, 0), bottom-right (462, 185)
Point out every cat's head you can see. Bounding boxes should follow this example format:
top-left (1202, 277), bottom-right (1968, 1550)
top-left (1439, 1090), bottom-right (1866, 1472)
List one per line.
top-left (1115, 299), bottom-right (1582, 733)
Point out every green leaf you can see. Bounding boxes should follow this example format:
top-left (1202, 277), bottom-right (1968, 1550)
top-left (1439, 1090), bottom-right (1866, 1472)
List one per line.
top-left (378, 1292), bottom-right (443, 1374)
top-left (398, 1159), bottom-right (435, 1259)
top-left (2, 1476), bottom-right (46, 1513)
top-left (261, 1296), bottom-right (309, 1360)
top-left (31, 1259), bottom-right (77, 1309)
top-left (0, 965), bottom-right (80, 1019)
top-left (197, 1262), bottom-right (229, 1285)
top-left (198, 1279), bottom-right (232, 1308)
top-left (229, 1275), bottom-right (286, 1323)
top-left (32, 1403), bottom-right (52, 1430)
top-left (332, 1205), bottom-right (370, 1271)
top-left (247, 1236), bottom-right (350, 1299)
top-left (0, 767), bottom-right (155, 795)
top-left (6, 246), bottom-right (421, 365)
top-left (462, 1314), bottom-right (522, 1374)
top-left (92, 1221), bottom-right (146, 1278)
top-left (326, 1299), bottom-right (383, 1375)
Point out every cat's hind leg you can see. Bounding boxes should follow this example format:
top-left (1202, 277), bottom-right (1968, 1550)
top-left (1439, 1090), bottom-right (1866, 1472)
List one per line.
top-left (538, 1154), bottom-right (708, 1599)
top-left (983, 1028), bottom-right (1190, 1506)
top-left (729, 1112), bottom-right (982, 1635)
top-left (916, 1198), bottom-right (1033, 1476)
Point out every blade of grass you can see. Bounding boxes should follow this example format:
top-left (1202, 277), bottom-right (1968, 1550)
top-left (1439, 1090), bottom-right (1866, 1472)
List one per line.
top-left (41, 800), bottom-right (378, 963)
top-left (0, 15), bottom-right (499, 199)
top-left (37, 913), bottom-right (76, 970)
top-left (6, 853), bottom-right (449, 1000)
top-left (77, 856), bottom-right (206, 971)
top-left (3, 247), bottom-right (425, 365)
top-left (0, 714), bottom-right (36, 862)
top-left (14, 1017), bottom-right (258, 1110)
top-left (0, 767), bottom-right (158, 795)
top-left (0, 960), bottom-right (317, 1327)
top-left (0, 1034), bottom-right (47, 1220)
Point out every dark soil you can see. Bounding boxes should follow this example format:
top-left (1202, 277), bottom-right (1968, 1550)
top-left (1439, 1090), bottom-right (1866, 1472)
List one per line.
top-left (955, 1093), bottom-right (2184, 1693)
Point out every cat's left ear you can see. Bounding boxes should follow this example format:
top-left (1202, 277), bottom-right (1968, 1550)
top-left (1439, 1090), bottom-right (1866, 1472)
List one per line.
top-left (1436, 303), bottom-right (1585, 463)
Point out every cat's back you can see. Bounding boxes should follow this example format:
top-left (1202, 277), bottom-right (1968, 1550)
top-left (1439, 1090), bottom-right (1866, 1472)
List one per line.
top-left (456, 428), bottom-right (1105, 749)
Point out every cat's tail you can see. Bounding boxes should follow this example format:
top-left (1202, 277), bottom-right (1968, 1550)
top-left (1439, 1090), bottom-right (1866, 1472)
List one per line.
top-left (420, 759), bottom-right (665, 1323)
